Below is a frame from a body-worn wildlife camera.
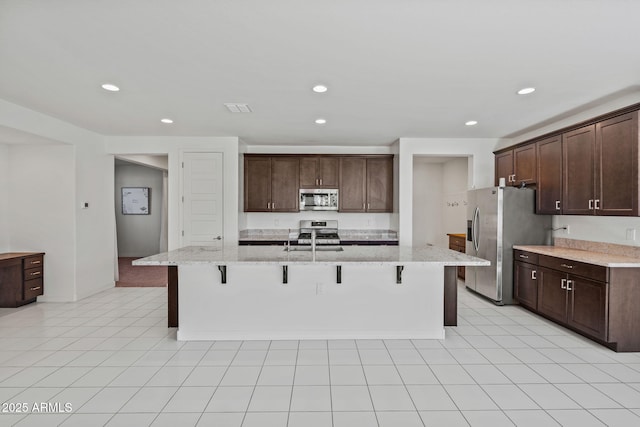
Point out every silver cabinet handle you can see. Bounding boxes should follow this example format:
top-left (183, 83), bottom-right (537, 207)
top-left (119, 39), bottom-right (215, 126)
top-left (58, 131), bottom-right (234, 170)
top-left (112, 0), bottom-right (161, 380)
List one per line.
top-left (272, 202), bottom-right (275, 209)
top-left (519, 254), bottom-right (529, 259)
top-left (560, 263), bottom-right (574, 269)
top-left (589, 199), bottom-right (594, 209)
top-left (532, 270), bottom-right (537, 280)
top-left (30, 260), bottom-right (41, 265)
top-left (594, 199), bottom-right (600, 210)
top-left (30, 286), bottom-right (41, 291)
top-left (30, 271), bottom-right (41, 276)
top-left (362, 203), bottom-right (365, 210)
top-left (566, 280), bottom-right (573, 291)
top-left (319, 178), bottom-right (322, 186)
top-left (316, 178), bottom-right (319, 185)
top-left (555, 200), bottom-right (561, 210)
top-left (561, 278), bottom-right (567, 290)
top-left (511, 174), bottom-right (516, 183)
top-left (367, 203), bottom-right (370, 210)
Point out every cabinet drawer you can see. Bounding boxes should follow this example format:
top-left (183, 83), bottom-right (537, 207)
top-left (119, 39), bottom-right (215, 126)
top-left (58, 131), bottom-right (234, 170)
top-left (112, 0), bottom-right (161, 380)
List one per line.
top-left (24, 255), bottom-right (43, 269)
top-left (24, 267), bottom-right (43, 280)
top-left (538, 254), bottom-right (608, 282)
top-left (514, 250), bottom-right (538, 265)
top-left (24, 277), bottom-right (43, 299)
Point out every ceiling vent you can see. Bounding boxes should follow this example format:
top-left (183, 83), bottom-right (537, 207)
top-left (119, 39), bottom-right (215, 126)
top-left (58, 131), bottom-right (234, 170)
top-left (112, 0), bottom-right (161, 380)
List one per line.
top-left (224, 103), bottom-right (252, 113)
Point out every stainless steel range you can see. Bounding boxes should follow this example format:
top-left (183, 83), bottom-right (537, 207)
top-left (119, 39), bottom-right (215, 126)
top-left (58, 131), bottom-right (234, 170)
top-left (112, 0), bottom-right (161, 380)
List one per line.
top-left (297, 220), bottom-right (340, 245)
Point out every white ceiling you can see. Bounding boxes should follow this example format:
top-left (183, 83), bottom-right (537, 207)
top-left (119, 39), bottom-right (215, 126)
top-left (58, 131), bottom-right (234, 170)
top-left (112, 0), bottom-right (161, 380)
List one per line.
top-left (1, 0), bottom-right (640, 146)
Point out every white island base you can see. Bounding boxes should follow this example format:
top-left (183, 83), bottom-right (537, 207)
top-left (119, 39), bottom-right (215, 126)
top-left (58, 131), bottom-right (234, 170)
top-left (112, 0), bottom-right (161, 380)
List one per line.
top-left (178, 263), bottom-right (445, 341)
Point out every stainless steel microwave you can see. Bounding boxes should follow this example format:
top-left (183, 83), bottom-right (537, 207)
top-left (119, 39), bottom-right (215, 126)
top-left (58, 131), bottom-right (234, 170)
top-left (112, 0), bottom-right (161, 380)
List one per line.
top-left (299, 189), bottom-right (338, 211)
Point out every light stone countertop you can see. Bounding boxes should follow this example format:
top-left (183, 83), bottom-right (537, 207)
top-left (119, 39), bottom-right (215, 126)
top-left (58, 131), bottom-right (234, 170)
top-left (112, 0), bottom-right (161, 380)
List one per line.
top-left (514, 245), bottom-right (640, 267)
top-left (133, 245), bottom-right (489, 267)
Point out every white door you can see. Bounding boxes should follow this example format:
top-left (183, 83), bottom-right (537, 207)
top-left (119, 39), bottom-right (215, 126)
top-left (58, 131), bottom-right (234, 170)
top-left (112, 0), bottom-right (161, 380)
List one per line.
top-left (182, 152), bottom-right (224, 246)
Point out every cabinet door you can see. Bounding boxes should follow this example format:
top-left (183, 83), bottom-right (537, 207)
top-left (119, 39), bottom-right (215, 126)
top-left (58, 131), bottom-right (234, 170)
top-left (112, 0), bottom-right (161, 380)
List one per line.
top-left (299, 157), bottom-right (319, 188)
top-left (596, 112), bottom-right (639, 216)
top-left (339, 157), bottom-right (367, 212)
top-left (537, 267), bottom-right (568, 324)
top-left (0, 259), bottom-right (22, 308)
top-left (366, 157), bottom-right (393, 212)
top-left (318, 157), bottom-right (339, 188)
top-left (495, 150), bottom-right (514, 186)
top-left (514, 261), bottom-right (538, 310)
top-left (536, 135), bottom-right (563, 214)
top-left (567, 275), bottom-right (608, 341)
top-left (271, 157), bottom-right (299, 212)
top-left (563, 125), bottom-right (596, 215)
top-left (244, 156), bottom-right (271, 212)
top-left (513, 144), bottom-right (537, 186)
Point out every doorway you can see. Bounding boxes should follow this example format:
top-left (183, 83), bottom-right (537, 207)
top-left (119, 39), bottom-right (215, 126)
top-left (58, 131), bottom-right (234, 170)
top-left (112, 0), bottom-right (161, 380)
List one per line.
top-left (412, 156), bottom-right (469, 248)
top-left (114, 156), bottom-right (169, 287)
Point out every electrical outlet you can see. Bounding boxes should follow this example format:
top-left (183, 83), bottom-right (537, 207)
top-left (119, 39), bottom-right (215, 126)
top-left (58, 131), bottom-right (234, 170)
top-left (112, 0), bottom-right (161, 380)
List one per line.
top-left (626, 228), bottom-right (636, 241)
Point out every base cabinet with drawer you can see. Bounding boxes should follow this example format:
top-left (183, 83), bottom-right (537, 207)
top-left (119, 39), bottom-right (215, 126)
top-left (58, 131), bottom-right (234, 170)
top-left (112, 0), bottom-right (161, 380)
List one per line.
top-left (0, 253), bottom-right (45, 307)
top-left (447, 234), bottom-right (466, 280)
top-left (514, 249), bottom-right (639, 352)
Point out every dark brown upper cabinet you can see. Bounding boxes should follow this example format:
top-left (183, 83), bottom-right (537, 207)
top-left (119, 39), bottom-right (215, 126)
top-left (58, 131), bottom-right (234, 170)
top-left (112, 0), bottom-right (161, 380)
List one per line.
top-left (244, 156), bottom-right (299, 212)
top-left (562, 125), bottom-right (596, 215)
top-left (299, 156), bottom-right (339, 188)
top-left (494, 143), bottom-right (537, 187)
top-left (498, 104), bottom-right (640, 217)
top-left (339, 156), bottom-right (393, 213)
top-left (536, 135), bottom-right (563, 214)
top-left (595, 111), bottom-right (639, 216)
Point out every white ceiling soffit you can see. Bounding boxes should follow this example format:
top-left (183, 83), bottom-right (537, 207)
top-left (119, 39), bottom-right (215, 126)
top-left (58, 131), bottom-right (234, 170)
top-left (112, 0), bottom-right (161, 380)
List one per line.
top-left (1, 0), bottom-right (640, 146)
top-left (0, 125), bottom-right (63, 145)
top-left (115, 155), bottom-right (169, 171)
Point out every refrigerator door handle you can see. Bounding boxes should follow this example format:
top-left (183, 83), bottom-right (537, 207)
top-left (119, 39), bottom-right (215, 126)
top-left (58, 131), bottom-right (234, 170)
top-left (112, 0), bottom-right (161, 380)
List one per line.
top-left (472, 206), bottom-right (480, 252)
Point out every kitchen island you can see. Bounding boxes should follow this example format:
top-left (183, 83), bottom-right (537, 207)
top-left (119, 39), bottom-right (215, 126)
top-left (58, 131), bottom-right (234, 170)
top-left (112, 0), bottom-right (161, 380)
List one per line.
top-left (134, 245), bottom-right (489, 341)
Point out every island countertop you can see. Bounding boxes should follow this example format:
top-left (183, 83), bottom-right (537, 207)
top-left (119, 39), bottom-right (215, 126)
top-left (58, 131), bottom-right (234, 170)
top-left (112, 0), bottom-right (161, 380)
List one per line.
top-left (133, 245), bottom-right (490, 267)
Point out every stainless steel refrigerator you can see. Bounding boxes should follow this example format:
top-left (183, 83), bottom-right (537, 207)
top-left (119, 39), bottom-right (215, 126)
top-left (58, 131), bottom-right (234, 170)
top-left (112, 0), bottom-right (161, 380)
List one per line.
top-left (466, 186), bottom-right (551, 305)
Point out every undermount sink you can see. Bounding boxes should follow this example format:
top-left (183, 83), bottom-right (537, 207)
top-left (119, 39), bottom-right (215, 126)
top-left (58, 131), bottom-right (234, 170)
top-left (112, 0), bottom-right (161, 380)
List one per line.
top-left (284, 246), bottom-right (344, 252)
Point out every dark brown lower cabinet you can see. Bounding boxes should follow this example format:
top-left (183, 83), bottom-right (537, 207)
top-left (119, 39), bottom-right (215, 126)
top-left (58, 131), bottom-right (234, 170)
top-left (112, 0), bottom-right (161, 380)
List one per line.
top-left (0, 253), bottom-right (45, 308)
top-left (515, 249), bottom-right (639, 352)
top-left (514, 261), bottom-right (538, 310)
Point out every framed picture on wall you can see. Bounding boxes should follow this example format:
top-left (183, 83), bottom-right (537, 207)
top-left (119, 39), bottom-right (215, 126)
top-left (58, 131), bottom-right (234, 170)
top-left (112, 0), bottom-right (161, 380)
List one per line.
top-left (122, 187), bottom-right (150, 215)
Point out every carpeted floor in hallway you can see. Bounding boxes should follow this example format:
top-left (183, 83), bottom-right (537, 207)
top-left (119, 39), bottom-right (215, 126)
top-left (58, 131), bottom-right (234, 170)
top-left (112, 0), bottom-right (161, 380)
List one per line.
top-left (116, 256), bottom-right (167, 287)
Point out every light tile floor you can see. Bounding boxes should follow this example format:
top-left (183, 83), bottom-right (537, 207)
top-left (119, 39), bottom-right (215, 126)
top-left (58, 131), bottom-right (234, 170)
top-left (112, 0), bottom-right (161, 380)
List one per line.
top-left (0, 284), bottom-right (639, 426)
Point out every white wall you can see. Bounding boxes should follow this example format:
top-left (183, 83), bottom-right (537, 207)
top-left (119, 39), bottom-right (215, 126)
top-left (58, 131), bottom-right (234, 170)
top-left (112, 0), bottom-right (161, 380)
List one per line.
top-left (398, 138), bottom-right (497, 246)
top-left (105, 136), bottom-right (239, 249)
top-left (441, 158), bottom-right (469, 241)
top-left (74, 142), bottom-right (116, 299)
top-left (245, 212), bottom-right (393, 231)
top-left (0, 99), bottom-right (115, 302)
top-left (412, 161), bottom-right (443, 247)
top-left (0, 145), bottom-right (9, 252)
top-left (115, 163), bottom-right (164, 257)
top-left (8, 144), bottom-right (77, 302)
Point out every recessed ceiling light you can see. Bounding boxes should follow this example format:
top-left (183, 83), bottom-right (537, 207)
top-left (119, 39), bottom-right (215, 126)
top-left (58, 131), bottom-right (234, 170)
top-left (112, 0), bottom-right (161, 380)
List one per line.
top-left (465, 120), bottom-right (478, 126)
top-left (101, 83), bottom-right (120, 92)
top-left (160, 118), bottom-right (173, 124)
top-left (312, 85), bottom-right (328, 93)
top-left (315, 118), bottom-right (327, 125)
top-left (517, 87), bottom-right (536, 95)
